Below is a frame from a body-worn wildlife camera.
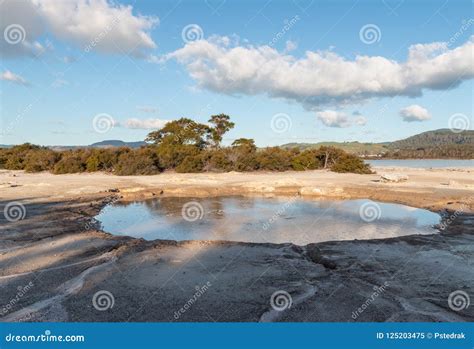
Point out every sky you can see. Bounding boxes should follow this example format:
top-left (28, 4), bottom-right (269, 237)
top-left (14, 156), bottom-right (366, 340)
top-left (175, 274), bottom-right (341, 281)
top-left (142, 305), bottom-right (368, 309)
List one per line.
top-left (0, 0), bottom-right (472, 146)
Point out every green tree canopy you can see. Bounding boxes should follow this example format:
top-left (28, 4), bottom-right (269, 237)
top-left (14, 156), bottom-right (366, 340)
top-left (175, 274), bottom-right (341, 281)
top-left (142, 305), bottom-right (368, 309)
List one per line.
top-left (145, 117), bottom-right (211, 149)
top-left (208, 114), bottom-right (235, 148)
top-left (231, 138), bottom-right (256, 152)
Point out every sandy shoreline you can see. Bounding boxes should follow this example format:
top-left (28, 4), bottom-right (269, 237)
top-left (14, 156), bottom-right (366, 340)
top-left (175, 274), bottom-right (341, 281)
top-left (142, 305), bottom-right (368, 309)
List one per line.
top-left (1, 167), bottom-right (473, 210)
top-left (0, 168), bottom-right (473, 322)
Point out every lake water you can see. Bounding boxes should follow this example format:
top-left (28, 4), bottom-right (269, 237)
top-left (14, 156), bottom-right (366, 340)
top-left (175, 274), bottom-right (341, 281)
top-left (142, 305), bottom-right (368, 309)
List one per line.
top-left (96, 197), bottom-right (441, 245)
top-left (365, 159), bottom-right (474, 168)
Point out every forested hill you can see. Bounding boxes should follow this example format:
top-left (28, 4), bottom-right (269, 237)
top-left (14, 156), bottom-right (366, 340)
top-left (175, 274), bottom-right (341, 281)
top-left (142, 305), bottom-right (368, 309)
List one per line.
top-left (389, 129), bottom-right (474, 149)
top-left (282, 129), bottom-right (474, 158)
top-left (384, 129), bottom-right (473, 159)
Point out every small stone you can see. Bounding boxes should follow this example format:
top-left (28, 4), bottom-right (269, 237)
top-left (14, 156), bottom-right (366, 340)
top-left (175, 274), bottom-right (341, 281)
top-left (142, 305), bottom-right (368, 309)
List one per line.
top-left (380, 173), bottom-right (408, 183)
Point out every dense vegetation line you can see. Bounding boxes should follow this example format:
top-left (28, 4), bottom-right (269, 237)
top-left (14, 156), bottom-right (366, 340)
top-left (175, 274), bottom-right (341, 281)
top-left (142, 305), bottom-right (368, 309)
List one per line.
top-left (0, 115), bottom-right (372, 175)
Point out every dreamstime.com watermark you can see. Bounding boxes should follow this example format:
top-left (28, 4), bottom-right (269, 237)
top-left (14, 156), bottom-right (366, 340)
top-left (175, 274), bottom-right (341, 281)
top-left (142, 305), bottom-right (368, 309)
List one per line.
top-left (84, 15), bottom-right (121, 52)
top-left (0, 281), bottom-right (34, 316)
top-left (447, 18), bottom-right (473, 47)
top-left (92, 290), bottom-right (115, 311)
top-left (92, 113), bottom-right (116, 134)
top-left (5, 330), bottom-right (85, 343)
top-left (268, 15), bottom-right (300, 47)
top-left (351, 281), bottom-right (390, 320)
top-left (182, 201), bottom-right (205, 222)
top-left (448, 113), bottom-right (471, 133)
top-left (182, 24), bottom-right (204, 43)
top-left (262, 195), bottom-right (298, 231)
top-left (438, 196), bottom-right (473, 231)
top-left (359, 24), bottom-right (381, 45)
top-left (3, 23), bottom-right (26, 45)
top-left (174, 281), bottom-right (212, 320)
top-left (270, 113), bottom-right (292, 134)
top-left (270, 290), bottom-right (293, 311)
top-left (448, 290), bottom-right (470, 312)
top-left (3, 201), bottom-right (27, 222)
top-left (359, 201), bottom-right (382, 223)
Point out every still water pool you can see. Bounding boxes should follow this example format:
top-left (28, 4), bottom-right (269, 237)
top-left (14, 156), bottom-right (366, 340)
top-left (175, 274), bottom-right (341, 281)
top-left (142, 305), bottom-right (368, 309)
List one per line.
top-left (95, 197), bottom-right (441, 245)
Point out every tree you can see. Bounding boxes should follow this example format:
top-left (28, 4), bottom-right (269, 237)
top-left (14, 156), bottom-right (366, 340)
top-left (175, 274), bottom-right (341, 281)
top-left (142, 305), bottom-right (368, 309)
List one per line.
top-left (208, 114), bottom-right (235, 148)
top-left (145, 117), bottom-right (210, 149)
top-left (231, 138), bottom-right (256, 152)
top-left (230, 138), bottom-right (257, 171)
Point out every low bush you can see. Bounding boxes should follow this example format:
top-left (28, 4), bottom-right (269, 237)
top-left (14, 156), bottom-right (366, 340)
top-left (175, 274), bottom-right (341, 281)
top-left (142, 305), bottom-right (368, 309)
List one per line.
top-left (0, 116), bottom-right (372, 175)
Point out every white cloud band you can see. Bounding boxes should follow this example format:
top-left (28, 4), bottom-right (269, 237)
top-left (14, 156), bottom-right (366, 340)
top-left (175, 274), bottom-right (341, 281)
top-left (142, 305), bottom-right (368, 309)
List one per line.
top-left (166, 35), bottom-right (474, 109)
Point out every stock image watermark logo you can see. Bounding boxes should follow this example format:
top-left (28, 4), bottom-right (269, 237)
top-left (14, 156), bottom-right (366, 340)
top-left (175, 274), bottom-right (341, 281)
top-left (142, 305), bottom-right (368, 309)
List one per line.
top-left (3, 202), bottom-right (26, 222)
top-left (271, 113), bottom-right (292, 133)
top-left (262, 195), bottom-right (298, 231)
top-left (438, 195), bottom-right (473, 231)
top-left (3, 24), bottom-right (26, 45)
top-left (181, 24), bottom-right (204, 43)
top-left (92, 290), bottom-right (115, 311)
top-left (352, 281), bottom-right (390, 320)
top-left (181, 201), bottom-right (204, 222)
top-left (447, 18), bottom-right (473, 47)
top-left (359, 202), bottom-right (381, 222)
top-left (270, 290), bottom-right (293, 311)
top-left (0, 281), bottom-right (34, 316)
top-left (92, 113), bottom-right (115, 134)
top-left (448, 113), bottom-right (470, 133)
top-left (268, 15), bottom-right (300, 47)
top-left (359, 24), bottom-right (381, 45)
top-left (448, 290), bottom-right (470, 312)
top-left (174, 281), bottom-right (212, 320)
top-left (84, 15), bottom-right (121, 53)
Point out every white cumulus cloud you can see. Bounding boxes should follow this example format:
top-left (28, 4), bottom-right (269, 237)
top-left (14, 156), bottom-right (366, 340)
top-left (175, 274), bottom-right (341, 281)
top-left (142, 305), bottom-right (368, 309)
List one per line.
top-left (1, 70), bottom-right (29, 86)
top-left (317, 111), bottom-right (351, 128)
top-left (166, 35), bottom-right (474, 109)
top-left (0, 0), bottom-right (158, 58)
top-left (399, 105), bottom-right (431, 122)
top-left (316, 110), bottom-right (367, 128)
top-left (124, 118), bottom-right (170, 129)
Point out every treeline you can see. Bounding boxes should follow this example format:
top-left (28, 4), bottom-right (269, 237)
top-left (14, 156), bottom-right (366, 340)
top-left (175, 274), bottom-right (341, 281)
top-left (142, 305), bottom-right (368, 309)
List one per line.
top-left (382, 144), bottom-right (474, 159)
top-left (0, 115), bottom-right (372, 175)
top-left (385, 129), bottom-right (474, 159)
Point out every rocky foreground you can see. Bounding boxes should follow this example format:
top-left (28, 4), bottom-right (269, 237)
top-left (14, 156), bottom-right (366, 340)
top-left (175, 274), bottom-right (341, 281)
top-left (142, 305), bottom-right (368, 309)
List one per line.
top-left (0, 168), bottom-right (473, 322)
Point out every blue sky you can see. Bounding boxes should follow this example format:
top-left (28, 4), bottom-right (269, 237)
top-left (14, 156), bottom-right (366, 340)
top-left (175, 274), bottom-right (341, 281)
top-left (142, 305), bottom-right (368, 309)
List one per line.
top-left (0, 0), bottom-right (472, 146)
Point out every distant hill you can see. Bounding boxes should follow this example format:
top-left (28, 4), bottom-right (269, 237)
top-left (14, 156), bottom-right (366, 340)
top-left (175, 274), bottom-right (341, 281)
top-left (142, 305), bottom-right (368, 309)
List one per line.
top-left (281, 129), bottom-right (474, 158)
top-left (385, 129), bottom-right (473, 159)
top-left (282, 141), bottom-right (389, 156)
top-left (37, 140), bottom-right (146, 151)
top-left (89, 140), bottom-right (146, 148)
top-left (389, 129), bottom-right (474, 149)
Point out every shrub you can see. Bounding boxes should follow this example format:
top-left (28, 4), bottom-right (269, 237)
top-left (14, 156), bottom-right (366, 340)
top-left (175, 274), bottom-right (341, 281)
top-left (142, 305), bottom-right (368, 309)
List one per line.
top-left (256, 147), bottom-right (292, 171)
top-left (175, 155), bottom-right (204, 173)
top-left (201, 149), bottom-right (233, 172)
top-left (53, 153), bottom-right (86, 174)
top-left (24, 149), bottom-right (59, 172)
top-left (3, 143), bottom-right (42, 170)
top-left (330, 154), bottom-right (372, 174)
top-left (291, 150), bottom-right (320, 171)
top-left (114, 148), bottom-right (161, 175)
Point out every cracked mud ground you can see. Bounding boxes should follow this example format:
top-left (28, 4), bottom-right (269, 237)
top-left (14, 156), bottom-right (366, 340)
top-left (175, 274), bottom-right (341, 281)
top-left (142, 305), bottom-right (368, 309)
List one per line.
top-left (1, 193), bottom-right (473, 322)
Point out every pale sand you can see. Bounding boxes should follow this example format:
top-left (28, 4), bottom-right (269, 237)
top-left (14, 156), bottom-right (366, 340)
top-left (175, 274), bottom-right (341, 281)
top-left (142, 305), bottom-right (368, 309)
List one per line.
top-left (1, 167), bottom-right (473, 211)
top-left (0, 168), bottom-right (473, 322)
